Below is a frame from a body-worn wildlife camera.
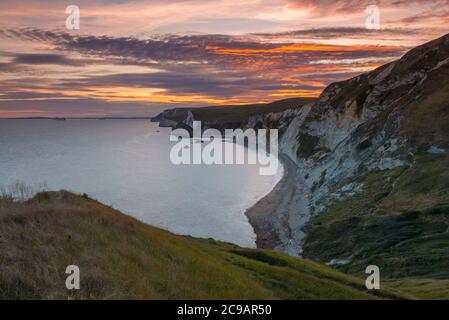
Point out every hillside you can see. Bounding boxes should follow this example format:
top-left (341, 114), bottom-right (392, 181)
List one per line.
top-left (152, 97), bottom-right (315, 131)
top-left (0, 191), bottom-right (406, 300)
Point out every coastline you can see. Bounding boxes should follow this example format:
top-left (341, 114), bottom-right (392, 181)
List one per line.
top-left (153, 115), bottom-right (310, 253)
top-left (244, 154), bottom-right (310, 257)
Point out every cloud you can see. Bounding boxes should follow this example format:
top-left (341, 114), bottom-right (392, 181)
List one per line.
top-left (399, 10), bottom-right (449, 24)
top-left (0, 91), bottom-right (67, 100)
top-left (1, 28), bottom-right (218, 63)
top-left (0, 27), bottom-right (410, 109)
top-left (1, 0), bottom-right (448, 116)
top-left (253, 27), bottom-right (423, 39)
top-left (1, 28), bottom-right (406, 66)
top-left (12, 54), bottom-right (89, 66)
top-left (283, 0), bottom-right (449, 16)
top-left (0, 98), bottom-right (164, 118)
top-left (56, 69), bottom-right (325, 98)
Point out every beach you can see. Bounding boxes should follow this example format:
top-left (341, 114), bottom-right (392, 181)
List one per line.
top-left (244, 154), bottom-right (310, 256)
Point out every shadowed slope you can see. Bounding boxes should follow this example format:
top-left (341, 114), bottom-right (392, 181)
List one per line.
top-left (0, 191), bottom-right (407, 300)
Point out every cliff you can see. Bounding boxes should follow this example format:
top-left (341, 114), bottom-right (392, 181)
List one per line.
top-left (281, 33), bottom-right (449, 280)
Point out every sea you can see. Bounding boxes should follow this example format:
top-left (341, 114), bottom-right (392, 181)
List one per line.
top-left (0, 119), bottom-right (283, 247)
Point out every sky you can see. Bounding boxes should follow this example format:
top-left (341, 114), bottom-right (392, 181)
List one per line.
top-left (0, 0), bottom-right (448, 117)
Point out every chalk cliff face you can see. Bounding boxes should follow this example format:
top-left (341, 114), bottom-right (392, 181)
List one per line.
top-left (280, 33), bottom-right (449, 214)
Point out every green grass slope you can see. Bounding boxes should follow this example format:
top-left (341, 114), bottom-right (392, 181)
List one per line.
top-left (189, 97), bottom-right (316, 123)
top-left (303, 154), bottom-right (449, 299)
top-left (156, 97), bottom-right (315, 125)
top-left (0, 191), bottom-right (407, 300)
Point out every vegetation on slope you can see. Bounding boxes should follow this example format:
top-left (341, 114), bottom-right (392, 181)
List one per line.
top-left (187, 98), bottom-right (315, 123)
top-left (0, 191), bottom-right (406, 300)
top-left (154, 97), bottom-right (315, 126)
top-left (304, 153), bottom-right (449, 279)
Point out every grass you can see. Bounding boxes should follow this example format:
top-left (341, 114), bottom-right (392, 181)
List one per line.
top-left (401, 65), bottom-right (449, 148)
top-left (304, 153), bottom-right (449, 283)
top-left (0, 191), bottom-right (408, 300)
top-left (161, 97), bottom-right (315, 125)
top-left (386, 278), bottom-right (449, 300)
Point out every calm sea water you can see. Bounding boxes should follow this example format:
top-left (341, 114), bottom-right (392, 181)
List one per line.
top-left (0, 119), bottom-right (282, 247)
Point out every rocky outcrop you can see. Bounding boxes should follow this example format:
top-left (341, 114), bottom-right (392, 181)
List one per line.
top-left (282, 33), bottom-right (449, 215)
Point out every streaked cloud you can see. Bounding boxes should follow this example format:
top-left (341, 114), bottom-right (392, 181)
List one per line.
top-left (283, 0), bottom-right (449, 16)
top-left (0, 28), bottom-right (407, 110)
top-left (0, 0), bottom-right (448, 117)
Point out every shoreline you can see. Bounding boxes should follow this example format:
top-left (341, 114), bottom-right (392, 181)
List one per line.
top-left (153, 117), bottom-right (310, 253)
top-left (240, 149), bottom-right (285, 248)
top-left (244, 154), bottom-right (310, 256)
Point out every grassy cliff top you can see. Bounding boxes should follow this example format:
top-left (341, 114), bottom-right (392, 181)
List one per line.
top-left (0, 191), bottom-right (407, 300)
top-left (155, 97), bottom-right (315, 125)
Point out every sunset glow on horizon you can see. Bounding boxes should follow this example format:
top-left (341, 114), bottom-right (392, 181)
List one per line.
top-left (1, 0), bottom-right (448, 117)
